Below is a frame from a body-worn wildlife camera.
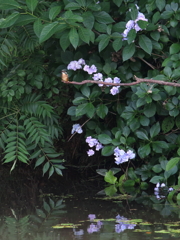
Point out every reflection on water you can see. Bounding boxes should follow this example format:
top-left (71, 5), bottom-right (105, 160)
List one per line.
top-left (0, 173), bottom-right (180, 240)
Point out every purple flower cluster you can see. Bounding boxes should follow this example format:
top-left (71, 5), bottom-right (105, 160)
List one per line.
top-left (154, 183), bottom-right (174, 200)
top-left (87, 214), bottom-right (103, 234)
top-left (114, 147), bottom-right (135, 165)
top-left (96, 76), bottom-right (121, 95)
top-left (86, 136), bottom-right (103, 156)
top-left (115, 215), bottom-right (136, 233)
top-left (122, 7), bottom-right (148, 40)
top-left (67, 58), bottom-right (85, 71)
top-left (71, 124), bottom-right (83, 134)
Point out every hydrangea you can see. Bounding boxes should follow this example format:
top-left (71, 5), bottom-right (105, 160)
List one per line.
top-left (92, 73), bottom-right (103, 81)
top-left (114, 147), bottom-right (135, 165)
top-left (83, 64), bottom-right (97, 74)
top-left (110, 86), bottom-right (120, 95)
top-left (71, 124), bottom-right (83, 134)
top-left (67, 58), bottom-right (85, 71)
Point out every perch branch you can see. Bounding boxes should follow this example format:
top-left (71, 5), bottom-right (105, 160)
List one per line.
top-left (62, 75), bottom-right (180, 87)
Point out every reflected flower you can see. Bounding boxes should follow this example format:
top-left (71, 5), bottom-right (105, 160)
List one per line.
top-left (88, 214), bottom-right (96, 220)
top-left (73, 228), bottom-right (84, 236)
top-left (87, 221), bottom-right (103, 234)
top-left (115, 215), bottom-right (136, 233)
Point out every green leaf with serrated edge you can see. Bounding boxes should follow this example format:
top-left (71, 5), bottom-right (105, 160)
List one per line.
top-left (156, 0), bottom-right (165, 11)
top-left (166, 157), bottom-right (180, 171)
top-left (98, 134), bottom-right (112, 144)
top-left (104, 170), bottom-right (117, 184)
top-left (55, 167), bottom-right (62, 176)
top-left (150, 122), bottom-right (160, 138)
top-left (69, 27), bottom-right (79, 49)
top-left (102, 146), bottom-right (114, 156)
top-left (136, 131), bottom-right (149, 140)
top-left (26, 0), bottom-right (38, 12)
top-left (0, 12), bottom-right (19, 28)
top-left (122, 43), bottom-right (135, 61)
top-left (33, 19), bottom-right (43, 38)
top-left (98, 35), bottom-right (110, 52)
top-left (96, 104), bottom-right (108, 119)
top-left (0, 0), bottom-right (20, 10)
top-left (78, 27), bottom-right (90, 44)
top-left (49, 6), bottom-right (61, 20)
top-left (139, 35), bottom-right (152, 55)
top-left (43, 162), bottom-right (50, 175)
top-left (162, 117), bottom-right (174, 133)
top-left (35, 156), bottom-right (45, 167)
top-left (39, 22), bottom-right (59, 43)
top-left (112, 38), bottom-right (122, 52)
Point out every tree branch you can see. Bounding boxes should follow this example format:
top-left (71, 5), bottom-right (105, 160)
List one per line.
top-left (62, 75), bottom-right (180, 87)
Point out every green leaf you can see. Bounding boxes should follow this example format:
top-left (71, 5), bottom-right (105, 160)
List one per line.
top-left (152, 164), bottom-right (162, 173)
top-left (49, 6), bottom-right (61, 20)
top-left (14, 15), bottom-right (36, 26)
top-left (39, 22), bottom-right (60, 43)
top-left (26, 0), bottom-right (38, 12)
top-left (122, 43), bottom-right (135, 61)
top-left (112, 38), bottom-right (122, 52)
top-left (78, 27), bottom-right (90, 44)
top-left (98, 134), bottom-right (112, 144)
top-left (104, 170), bottom-right (117, 184)
top-left (150, 122), bottom-right (160, 138)
top-left (82, 11), bottom-right (94, 29)
top-left (60, 31), bottom-right (70, 51)
top-left (0, 12), bottom-right (19, 28)
top-left (33, 18), bottom-right (43, 38)
top-left (166, 157), bottom-right (180, 171)
top-left (96, 104), bottom-right (108, 119)
top-left (138, 144), bottom-right (151, 158)
top-left (55, 167), bottom-right (63, 176)
top-left (94, 11), bottom-right (114, 24)
top-left (98, 35), bottom-right (110, 52)
top-left (139, 35), bottom-right (152, 55)
top-left (64, 2), bottom-right (80, 10)
top-left (104, 185), bottom-right (117, 196)
top-left (162, 117), bottom-right (174, 133)
top-left (113, 0), bottom-right (122, 7)
top-left (0, 0), bottom-right (20, 10)
top-left (144, 102), bottom-right (156, 117)
top-left (127, 29), bottom-right (136, 44)
top-left (69, 27), bottom-right (79, 49)
top-left (48, 166), bottom-right (55, 178)
top-left (101, 146), bottom-right (114, 156)
top-left (156, 0), bottom-right (165, 11)
top-left (150, 176), bottom-right (164, 184)
top-left (43, 162), bottom-right (50, 176)
top-left (35, 156), bottom-right (45, 167)
top-left (86, 103), bottom-right (95, 118)
top-left (76, 103), bottom-right (88, 116)
top-left (170, 43), bottom-right (180, 54)
top-left (136, 131), bottom-right (149, 140)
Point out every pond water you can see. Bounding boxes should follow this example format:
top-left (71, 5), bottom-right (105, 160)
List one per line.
top-left (0, 186), bottom-right (180, 240)
top-left (0, 171), bottom-right (180, 240)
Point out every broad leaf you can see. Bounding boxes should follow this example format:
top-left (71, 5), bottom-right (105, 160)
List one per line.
top-left (0, 12), bottom-right (19, 28)
top-left (69, 27), bottom-right (79, 49)
top-left (104, 170), bottom-right (117, 184)
top-left (39, 22), bottom-right (60, 43)
top-left (122, 43), bottom-right (135, 61)
top-left (139, 35), bottom-right (152, 55)
top-left (26, 0), bottom-right (38, 12)
top-left (49, 6), bottom-right (61, 20)
top-left (166, 157), bottom-right (180, 171)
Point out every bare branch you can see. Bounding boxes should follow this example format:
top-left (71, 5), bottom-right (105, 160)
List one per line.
top-left (62, 75), bottom-right (180, 87)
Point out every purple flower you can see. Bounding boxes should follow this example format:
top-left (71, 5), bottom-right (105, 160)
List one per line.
top-left (110, 86), bottom-right (120, 95)
top-left (87, 149), bottom-right (95, 156)
top-left (67, 61), bottom-right (82, 71)
top-left (73, 228), bottom-right (84, 236)
top-left (168, 187), bottom-right (174, 192)
top-left (126, 20), bottom-right (135, 29)
top-left (92, 73), bottom-right (103, 81)
top-left (87, 223), bottom-right (99, 234)
top-left (113, 77), bottom-right (121, 84)
top-left (104, 77), bottom-right (113, 87)
top-left (98, 79), bottom-right (104, 87)
top-left (95, 143), bottom-right (103, 151)
top-left (71, 124), bottom-right (83, 134)
top-left (126, 150), bottom-right (136, 159)
top-left (83, 65), bottom-right (97, 74)
top-left (78, 58), bottom-right (85, 65)
top-left (136, 12), bottom-right (148, 22)
top-left (88, 214), bottom-right (96, 220)
top-left (86, 136), bottom-right (98, 147)
top-left (114, 147), bottom-right (135, 165)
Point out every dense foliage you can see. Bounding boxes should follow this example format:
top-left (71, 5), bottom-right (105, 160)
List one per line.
top-left (1, 0), bottom-right (180, 199)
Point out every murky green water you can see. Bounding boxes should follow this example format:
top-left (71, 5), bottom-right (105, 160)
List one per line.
top-left (1, 189), bottom-right (180, 240)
